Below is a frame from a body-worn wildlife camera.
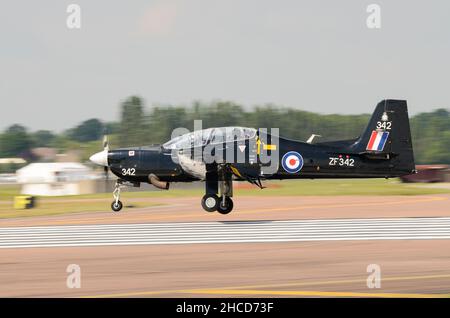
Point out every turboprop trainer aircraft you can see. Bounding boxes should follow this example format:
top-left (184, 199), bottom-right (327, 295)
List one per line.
top-left (90, 99), bottom-right (415, 214)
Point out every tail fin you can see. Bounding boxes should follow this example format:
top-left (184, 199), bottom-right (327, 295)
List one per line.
top-left (351, 99), bottom-right (415, 174)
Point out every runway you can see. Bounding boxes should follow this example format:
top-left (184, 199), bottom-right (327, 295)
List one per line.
top-left (1, 195), bottom-right (450, 297)
top-left (1, 217), bottom-right (450, 249)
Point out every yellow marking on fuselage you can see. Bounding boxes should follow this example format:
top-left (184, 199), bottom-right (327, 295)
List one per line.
top-left (229, 165), bottom-right (243, 178)
top-left (263, 144), bottom-right (277, 150)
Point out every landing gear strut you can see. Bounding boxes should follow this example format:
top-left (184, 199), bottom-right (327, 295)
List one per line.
top-left (111, 180), bottom-right (124, 212)
top-left (201, 164), bottom-right (234, 214)
top-left (110, 179), bottom-right (140, 212)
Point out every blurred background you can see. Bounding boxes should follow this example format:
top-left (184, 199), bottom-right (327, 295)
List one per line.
top-left (2, 1), bottom-right (450, 299)
top-left (1, 97), bottom-right (449, 198)
top-left (1, 1), bottom-right (450, 214)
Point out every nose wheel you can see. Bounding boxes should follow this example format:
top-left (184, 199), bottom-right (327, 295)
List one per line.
top-left (111, 200), bottom-right (123, 212)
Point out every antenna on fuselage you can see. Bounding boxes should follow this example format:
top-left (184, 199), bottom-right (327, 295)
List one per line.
top-left (306, 134), bottom-right (322, 144)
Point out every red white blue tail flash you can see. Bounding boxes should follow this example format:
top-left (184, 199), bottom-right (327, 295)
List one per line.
top-left (366, 130), bottom-right (389, 151)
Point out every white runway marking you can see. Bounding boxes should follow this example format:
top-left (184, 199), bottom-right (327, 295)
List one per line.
top-left (1, 217), bottom-right (450, 248)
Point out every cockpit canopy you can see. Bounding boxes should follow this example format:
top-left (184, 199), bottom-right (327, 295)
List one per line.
top-left (163, 127), bottom-right (257, 150)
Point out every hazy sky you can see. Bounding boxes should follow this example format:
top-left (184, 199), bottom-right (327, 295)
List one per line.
top-left (1, 1), bottom-right (449, 131)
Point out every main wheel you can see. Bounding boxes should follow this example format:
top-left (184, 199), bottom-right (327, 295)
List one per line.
top-left (217, 197), bottom-right (233, 215)
top-left (201, 194), bottom-right (219, 212)
top-left (111, 200), bottom-right (123, 212)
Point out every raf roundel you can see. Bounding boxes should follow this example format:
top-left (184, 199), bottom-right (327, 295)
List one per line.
top-left (282, 151), bottom-right (304, 173)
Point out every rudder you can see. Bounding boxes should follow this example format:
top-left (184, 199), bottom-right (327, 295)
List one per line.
top-left (350, 99), bottom-right (415, 175)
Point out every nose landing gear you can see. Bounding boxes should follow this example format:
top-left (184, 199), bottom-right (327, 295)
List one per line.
top-left (110, 179), bottom-right (140, 212)
top-left (111, 180), bottom-right (124, 212)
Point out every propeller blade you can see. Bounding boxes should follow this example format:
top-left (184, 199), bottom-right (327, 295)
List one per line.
top-left (103, 134), bottom-right (109, 151)
top-left (102, 129), bottom-right (110, 190)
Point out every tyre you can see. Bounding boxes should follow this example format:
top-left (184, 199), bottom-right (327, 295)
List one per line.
top-left (111, 200), bottom-right (123, 212)
top-left (201, 194), bottom-right (219, 212)
top-left (217, 197), bottom-right (233, 215)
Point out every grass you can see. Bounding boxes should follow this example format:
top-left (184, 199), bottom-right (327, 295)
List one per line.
top-left (0, 185), bottom-right (21, 200)
top-left (1, 179), bottom-right (449, 200)
top-left (0, 184), bottom-right (163, 219)
top-left (236, 179), bottom-right (450, 196)
top-left (0, 200), bottom-right (162, 219)
top-left (0, 179), bottom-right (448, 219)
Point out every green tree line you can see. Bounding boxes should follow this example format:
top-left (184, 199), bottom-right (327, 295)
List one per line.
top-left (0, 96), bottom-right (449, 166)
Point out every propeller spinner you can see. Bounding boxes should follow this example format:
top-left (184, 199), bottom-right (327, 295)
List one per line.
top-left (90, 134), bottom-right (109, 167)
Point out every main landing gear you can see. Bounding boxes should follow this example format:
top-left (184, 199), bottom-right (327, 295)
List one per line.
top-left (201, 164), bottom-right (234, 214)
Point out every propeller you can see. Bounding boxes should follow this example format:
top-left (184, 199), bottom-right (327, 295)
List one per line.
top-left (102, 133), bottom-right (110, 187)
top-left (89, 131), bottom-right (109, 167)
top-left (102, 133), bottom-right (109, 151)
top-left (89, 130), bottom-right (111, 192)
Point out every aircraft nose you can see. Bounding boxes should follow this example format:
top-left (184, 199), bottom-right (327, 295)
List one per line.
top-left (89, 150), bottom-right (108, 166)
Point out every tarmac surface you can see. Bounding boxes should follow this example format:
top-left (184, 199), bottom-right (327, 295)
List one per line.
top-left (0, 194), bottom-right (449, 297)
